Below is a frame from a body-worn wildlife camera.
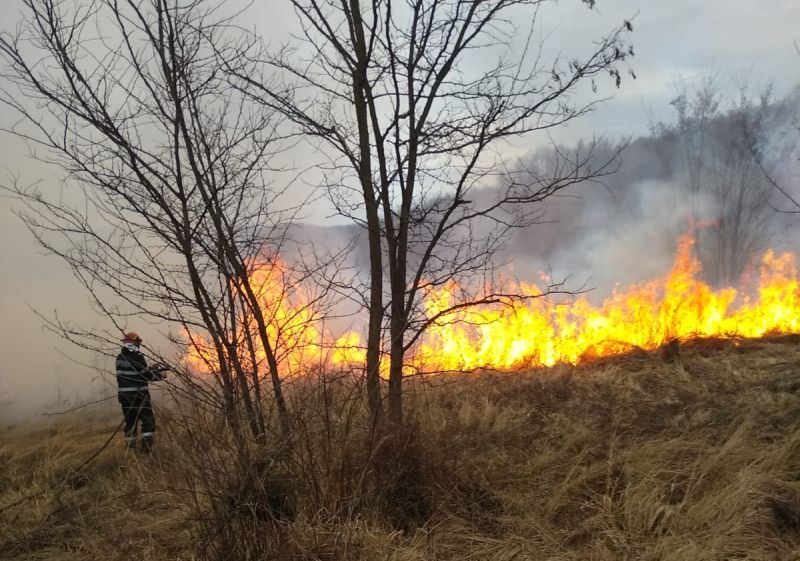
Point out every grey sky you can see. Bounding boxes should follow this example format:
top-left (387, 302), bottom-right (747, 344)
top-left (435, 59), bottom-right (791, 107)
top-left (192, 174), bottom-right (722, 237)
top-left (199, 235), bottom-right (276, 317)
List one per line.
top-left (0, 0), bottom-right (798, 418)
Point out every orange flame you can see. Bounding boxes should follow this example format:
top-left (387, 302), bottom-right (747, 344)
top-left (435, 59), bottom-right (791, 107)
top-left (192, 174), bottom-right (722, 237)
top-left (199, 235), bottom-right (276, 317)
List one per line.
top-left (184, 234), bottom-right (800, 375)
top-left (182, 258), bottom-right (338, 376)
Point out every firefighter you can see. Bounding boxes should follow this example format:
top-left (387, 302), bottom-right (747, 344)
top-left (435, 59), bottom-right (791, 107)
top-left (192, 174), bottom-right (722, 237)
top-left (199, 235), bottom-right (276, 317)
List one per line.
top-left (116, 332), bottom-right (169, 452)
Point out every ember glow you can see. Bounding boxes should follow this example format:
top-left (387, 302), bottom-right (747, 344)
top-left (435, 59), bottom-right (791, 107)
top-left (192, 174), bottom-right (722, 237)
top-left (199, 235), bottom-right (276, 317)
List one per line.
top-left (184, 235), bottom-right (800, 375)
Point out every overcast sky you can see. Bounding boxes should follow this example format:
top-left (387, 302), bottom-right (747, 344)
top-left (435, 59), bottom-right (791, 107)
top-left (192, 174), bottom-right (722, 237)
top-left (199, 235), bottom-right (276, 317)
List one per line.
top-left (1, 0), bottom-right (799, 418)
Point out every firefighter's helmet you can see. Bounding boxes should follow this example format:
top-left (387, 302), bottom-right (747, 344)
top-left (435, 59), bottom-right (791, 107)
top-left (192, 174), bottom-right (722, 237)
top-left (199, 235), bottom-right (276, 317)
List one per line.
top-left (122, 332), bottom-right (143, 344)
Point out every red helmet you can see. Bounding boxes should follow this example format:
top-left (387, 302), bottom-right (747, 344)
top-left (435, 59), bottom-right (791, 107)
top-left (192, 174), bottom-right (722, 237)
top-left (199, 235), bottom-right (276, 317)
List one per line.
top-left (122, 332), bottom-right (142, 344)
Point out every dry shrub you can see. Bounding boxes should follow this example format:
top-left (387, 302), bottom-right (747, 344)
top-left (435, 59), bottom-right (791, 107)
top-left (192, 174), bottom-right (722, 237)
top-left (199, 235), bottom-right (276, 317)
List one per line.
top-left (374, 423), bottom-right (433, 534)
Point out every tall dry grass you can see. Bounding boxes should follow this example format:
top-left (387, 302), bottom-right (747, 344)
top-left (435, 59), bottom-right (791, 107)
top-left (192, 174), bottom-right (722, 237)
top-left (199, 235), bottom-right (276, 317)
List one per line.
top-left (3, 336), bottom-right (800, 560)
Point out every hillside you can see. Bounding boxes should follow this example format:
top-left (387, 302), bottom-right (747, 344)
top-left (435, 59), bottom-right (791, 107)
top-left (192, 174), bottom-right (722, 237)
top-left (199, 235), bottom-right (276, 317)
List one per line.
top-left (3, 336), bottom-right (800, 560)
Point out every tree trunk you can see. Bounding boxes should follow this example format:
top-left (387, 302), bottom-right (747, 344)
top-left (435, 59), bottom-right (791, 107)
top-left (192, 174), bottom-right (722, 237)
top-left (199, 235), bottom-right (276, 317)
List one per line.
top-left (348, 0), bottom-right (384, 423)
top-left (387, 311), bottom-right (405, 426)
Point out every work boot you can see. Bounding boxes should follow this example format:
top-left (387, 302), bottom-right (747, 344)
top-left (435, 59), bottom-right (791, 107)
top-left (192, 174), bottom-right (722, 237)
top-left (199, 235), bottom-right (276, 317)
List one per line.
top-left (124, 435), bottom-right (137, 450)
top-left (141, 432), bottom-right (154, 453)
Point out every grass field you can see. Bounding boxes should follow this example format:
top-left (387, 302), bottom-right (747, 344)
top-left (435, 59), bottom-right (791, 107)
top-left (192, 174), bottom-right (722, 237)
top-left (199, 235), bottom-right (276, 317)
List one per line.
top-left (3, 336), bottom-right (800, 560)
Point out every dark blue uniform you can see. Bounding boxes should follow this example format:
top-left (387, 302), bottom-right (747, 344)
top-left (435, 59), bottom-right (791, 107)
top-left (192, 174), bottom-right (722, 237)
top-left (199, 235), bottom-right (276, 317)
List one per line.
top-left (116, 346), bottom-right (166, 451)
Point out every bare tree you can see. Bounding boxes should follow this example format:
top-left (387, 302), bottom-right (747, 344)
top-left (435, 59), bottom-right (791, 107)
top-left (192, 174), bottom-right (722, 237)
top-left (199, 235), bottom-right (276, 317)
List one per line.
top-left (743, 88), bottom-right (800, 217)
top-left (0, 0), bottom-right (321, 442)
top-left (664, 82), bottom-right (785, 285)
top-left (227, 0), bottom-right (634, 425)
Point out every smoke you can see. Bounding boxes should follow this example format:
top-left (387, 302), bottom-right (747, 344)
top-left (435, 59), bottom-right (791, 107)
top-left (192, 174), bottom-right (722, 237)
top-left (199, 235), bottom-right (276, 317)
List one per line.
top-left (546, 180), bottom-right (709, 294)
top-left (757, 89), bottom-right (800, 222)
top-left (496, 86), bottom-right (800, 303)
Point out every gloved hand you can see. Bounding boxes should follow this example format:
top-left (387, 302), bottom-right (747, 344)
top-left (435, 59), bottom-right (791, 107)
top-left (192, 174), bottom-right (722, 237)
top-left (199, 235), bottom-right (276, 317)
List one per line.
top-left (153, 364), bottom-right (171, 379)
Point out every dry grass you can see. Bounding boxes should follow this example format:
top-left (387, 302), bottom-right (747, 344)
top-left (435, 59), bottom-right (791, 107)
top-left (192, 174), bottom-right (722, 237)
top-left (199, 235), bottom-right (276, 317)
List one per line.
top-left (3, 336), bottom-right (800, 560)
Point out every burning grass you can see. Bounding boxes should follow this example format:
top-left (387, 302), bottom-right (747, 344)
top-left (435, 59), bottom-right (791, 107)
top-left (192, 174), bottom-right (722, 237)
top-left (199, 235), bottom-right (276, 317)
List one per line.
top-left (3, 336), bottom-right (800, 560)
top-left (185, 234), bottom-right (800, 376)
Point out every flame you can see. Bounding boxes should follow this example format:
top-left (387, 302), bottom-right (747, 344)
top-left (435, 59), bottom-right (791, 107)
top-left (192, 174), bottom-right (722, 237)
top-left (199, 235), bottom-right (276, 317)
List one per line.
top-left (183, 234), bottom-right (800, 376)
top-left (182, 258), bottom-right (336, 376)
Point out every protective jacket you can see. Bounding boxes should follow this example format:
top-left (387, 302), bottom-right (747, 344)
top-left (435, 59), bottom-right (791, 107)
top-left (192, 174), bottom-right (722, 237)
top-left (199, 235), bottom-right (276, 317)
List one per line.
top-left (116, 347), bottom-right (165, 390)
